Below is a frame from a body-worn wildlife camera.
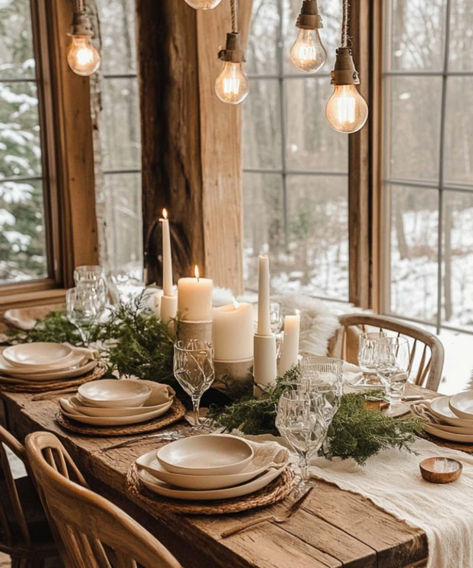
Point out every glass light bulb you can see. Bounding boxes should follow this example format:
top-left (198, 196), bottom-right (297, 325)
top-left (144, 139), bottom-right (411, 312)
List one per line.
top-left (67, 35), bottom-right (100, 76)
top-left (215, 61), bottom-right (249, 105)
top-left (184, 0), bottom-right (222, 9)
top-left (290, 28), bottom-right (327, 73)
top-left (325, 84), bottom-right (368, 133)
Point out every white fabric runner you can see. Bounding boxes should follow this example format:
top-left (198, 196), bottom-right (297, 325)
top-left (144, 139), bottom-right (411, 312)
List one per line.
top-left (310, 438), bottom-right (473, 568)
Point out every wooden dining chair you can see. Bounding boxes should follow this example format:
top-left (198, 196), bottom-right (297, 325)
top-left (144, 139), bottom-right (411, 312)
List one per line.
top-left (25, 431), bottom-right (181, 568)
top-left (0, 426), bottom-right (58, 568)
top-left (329, 313), bottom-right (445, 391)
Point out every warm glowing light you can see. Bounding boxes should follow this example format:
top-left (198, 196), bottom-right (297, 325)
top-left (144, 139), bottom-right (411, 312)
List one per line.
top-left (162, 208), bottom-right (168, 220)
top-left (184, 0), bottom-right (222, 8)
top-left (233, 298), bottom-right (240, 310)
top-left (325, 84), bottom-right (368, 133)
top-left (194, 265), bottom-right (200, 281)
top-left (67, 35), bottom-right (100, 76)
top-left (290, 28), bottom-right (326, 73)
top-left (215, 61), bottom-right (249, 105)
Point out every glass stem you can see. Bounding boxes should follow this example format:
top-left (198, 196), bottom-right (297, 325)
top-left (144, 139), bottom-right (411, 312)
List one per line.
top-left (299, 451), bottom-right (309, 481)
top-left (192, 396), bottom-right (201, 427)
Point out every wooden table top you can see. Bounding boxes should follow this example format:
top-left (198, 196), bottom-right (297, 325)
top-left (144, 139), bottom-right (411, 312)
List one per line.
top-left (2, 383), bottom-right (469, 568)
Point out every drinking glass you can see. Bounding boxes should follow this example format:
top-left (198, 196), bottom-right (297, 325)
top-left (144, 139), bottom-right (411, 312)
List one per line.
top-left (66, 287), bottom-right (98, 346)
top-left (356, 332), bottom-right (389, 386)
top-left (270, 302), bottom-right (283, 334)
top-left (376, 337), bottom-right (411, 405)
top-left (276, 390), bottom-right (327, 485)
top-left (173, 340), bottom-right (215, 429)
top-left (299, 356), bottom-right (343, 423)
top-left (74, 265), bottom-right (107, 317)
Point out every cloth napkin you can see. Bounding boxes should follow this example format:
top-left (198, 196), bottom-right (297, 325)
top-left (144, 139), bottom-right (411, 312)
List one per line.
top-left (309, 438), bottom-right (473, 568)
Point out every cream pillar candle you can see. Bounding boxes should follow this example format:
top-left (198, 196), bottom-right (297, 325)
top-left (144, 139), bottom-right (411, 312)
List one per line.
top-left (177, 266), bottom-right (213, 321)
top-left (160, 209), bottom-right (173, 296)
top-left (278, 312), bottom-right (301, 376)
top-left (212, 302), bottom-right (253, 361)
top-left (257, 255), bottom-right (272, 336)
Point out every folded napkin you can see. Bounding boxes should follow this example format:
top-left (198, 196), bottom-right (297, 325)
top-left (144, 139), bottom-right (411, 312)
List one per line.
top-left (140, 381), bottom-right (175, 405)
top-left (248, 439), bottom-right (290, 469)
top-left (309, 438), bottom-right (473, 568)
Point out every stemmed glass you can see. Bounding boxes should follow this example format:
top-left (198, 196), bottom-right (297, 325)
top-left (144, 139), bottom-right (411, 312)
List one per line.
top-left (299, 356), bottom-right (343, 423)
top-left (74, 265), bottom-right (107, 319)
top-left (173, 340), bottom-right (215, 429)
top-left (66, 287), bottom-right (98, 346)
top-left (357, 332), bottom-right (387, 386)
top-left (376, 337), bottom-right (411, 405)
top-left (270, 302), bottom-right (283, 334)
top-left (276, 389), bottom-right (327, 487)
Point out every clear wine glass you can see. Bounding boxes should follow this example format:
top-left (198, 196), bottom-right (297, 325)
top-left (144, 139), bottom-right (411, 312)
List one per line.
top-left (299, 356), bottom-right (343, 423)
top-left (270, 302), bottom-right (283, 334)
top-left (173, 340), bottom-right (215, 429)
top-left (66, 287), bottom-right (98, 346)
top-left (356, 332), bottom-right (388, 386)
top-left (376, 337), bottom-right (411, 405)
top-left (74, 265), bottom-right (107, 318)
top-left (276, 390), bottom-right (327, 487)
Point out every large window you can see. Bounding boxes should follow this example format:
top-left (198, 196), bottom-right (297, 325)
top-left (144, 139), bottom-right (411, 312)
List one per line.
top-left (0, 0), bottom-right (48, 284)
top-left (97, 0), bottom-right (142, 277)
top-left (382, 0), bottom-right (473, 336)
top-left (243, 0), bottom-right (349, 301)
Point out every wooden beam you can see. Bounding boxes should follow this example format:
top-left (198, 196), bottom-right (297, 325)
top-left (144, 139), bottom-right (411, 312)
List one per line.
top-left (138, 1), bottom-right (251, 294)
top-left (38, 0), bottom-right (99, 287)
top-left (348, 0), bottom-right (371, 309)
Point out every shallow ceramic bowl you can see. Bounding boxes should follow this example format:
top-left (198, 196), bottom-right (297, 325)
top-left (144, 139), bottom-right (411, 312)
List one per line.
top-left (137, 447), bottom-right (288, 490)
top-left (157, 434), bottom-right (254, 476)
top-left (78, 379), bottom-right (151, 408)
top-left (449, 392), bottom-right (473, 421)
top-left (2, 343), bottom-right (74, 371)
top-left (428, 397), bottom-right (473, 428)
top-left (419, 457), bottom-right (462, 484)
top-left (59, 400), bottom-right (172, 426)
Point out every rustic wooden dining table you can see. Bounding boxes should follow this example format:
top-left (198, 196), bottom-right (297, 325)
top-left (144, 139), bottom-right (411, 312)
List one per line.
top-left (1, 383), bottom-right (470, 568)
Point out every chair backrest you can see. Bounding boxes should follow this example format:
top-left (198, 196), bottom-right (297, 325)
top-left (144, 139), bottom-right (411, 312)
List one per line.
top-left (25, 431), bottom-right (181, 568)
top-left (0, 426), bottom-right (31, 550)
top-left (331, 313), bottom-right (444, 391)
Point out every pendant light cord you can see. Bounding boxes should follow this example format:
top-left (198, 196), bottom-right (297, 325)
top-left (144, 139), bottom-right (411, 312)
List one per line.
top-left (341, 0), bottom-right (349, 48)
top-left (231, 0), bottom-right (239, 33)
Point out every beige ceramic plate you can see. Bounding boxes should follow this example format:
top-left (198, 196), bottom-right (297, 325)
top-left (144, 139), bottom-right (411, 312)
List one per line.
top-left (59, 399), bottom-right (173, 426)
top-left (157, 434), bottom-right (254, 476)
top-left (428, 397), bottom-right (473, 428)
top-left (137, 447), bottom-right (288, 490)
top-left (0, 356), bottom-right (96, 381)
top-left (78, 379), bottom-right (152, 408)
top-left (449, 392), bottom-right (473, 421)
top-left (424, 423), bottom-right (473, 443)
top-left (65, 395), bottom-right (172, 417)
top-left (3, 343), bottom-right (74, 371)
top-left (137, 461), bottom-right (286, 501)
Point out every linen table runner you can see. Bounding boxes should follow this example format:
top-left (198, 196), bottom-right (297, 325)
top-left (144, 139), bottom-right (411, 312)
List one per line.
top-left (310, 438), bottom-right (473, 568)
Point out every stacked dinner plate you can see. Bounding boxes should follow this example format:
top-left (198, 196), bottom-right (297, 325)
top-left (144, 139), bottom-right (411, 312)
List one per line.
top-left (421, 393), bottom-right (473, 443)
top-left (135, 434), bottom-right (290, 501)
top-left (58, 379), bottom-right (175, 426)
top-left (0, 342), bottom-right (97, 384)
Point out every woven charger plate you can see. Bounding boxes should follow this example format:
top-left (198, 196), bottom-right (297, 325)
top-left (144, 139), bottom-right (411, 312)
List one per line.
top-left (56, 398), bottom-right (186, 437)
top-left (126, 464), bottom-right (296, 515)
top-left (0, 365), bottom-right (106, 393)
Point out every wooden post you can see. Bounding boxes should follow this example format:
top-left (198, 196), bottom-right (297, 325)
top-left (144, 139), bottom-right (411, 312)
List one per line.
top-left (137, 0), bottom-right (252, 293)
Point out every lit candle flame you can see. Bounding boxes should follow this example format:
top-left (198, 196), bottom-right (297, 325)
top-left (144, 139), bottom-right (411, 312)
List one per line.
top-left (295, 309), bottom-right (301, 316)
top-left (162, 208), bottom-right (168, 220)
top-left (194, 265), bottom-right (200, 282)
top-left (233, 298), bottom-right (240, 310)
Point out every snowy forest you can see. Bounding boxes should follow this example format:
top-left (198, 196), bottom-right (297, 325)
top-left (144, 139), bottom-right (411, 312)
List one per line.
top-left (1, 0), bottom-right (472, 334)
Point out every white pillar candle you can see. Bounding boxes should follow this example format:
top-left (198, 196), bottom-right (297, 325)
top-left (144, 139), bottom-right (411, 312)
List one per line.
top-left (212, 302), bottom-right (253, 361)
top-left (178, 266), bottom-right (213, 321)
top-left (257, 255), bottom-right (271, 336)
top-left (160, 209), bottom-right (173, 296)
top-left (278, 312), bottom-right (301, 376)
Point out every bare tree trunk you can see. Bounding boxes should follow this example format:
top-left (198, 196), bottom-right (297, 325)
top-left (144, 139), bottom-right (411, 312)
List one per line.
top-left (444, 201), bottom-right (453, 321)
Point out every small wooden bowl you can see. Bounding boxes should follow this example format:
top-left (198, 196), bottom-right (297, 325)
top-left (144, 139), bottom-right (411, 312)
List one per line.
top-left (419, 457), bottom-right (463, 484)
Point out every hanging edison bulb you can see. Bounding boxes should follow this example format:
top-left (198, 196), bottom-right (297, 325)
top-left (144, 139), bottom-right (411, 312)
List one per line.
top-left (215, 32), bottom-right (249, 105)
top-left (184, 0), bottom-right (222, 8)
top-left (67, 35), bottom-right (100, 76)
top-left (67, 2), bottom-right (100, 77)
top-left (290, 0), bottom-right (326, 73)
